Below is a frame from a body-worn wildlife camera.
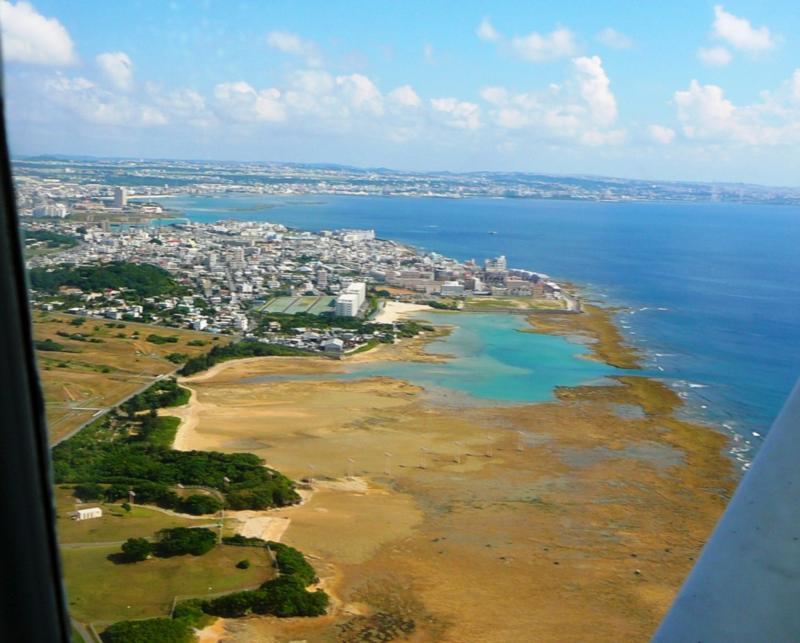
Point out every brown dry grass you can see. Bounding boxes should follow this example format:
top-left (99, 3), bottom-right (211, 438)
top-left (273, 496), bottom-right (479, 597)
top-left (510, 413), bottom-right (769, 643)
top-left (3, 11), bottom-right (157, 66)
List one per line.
top-left (33, 311), bottom-right (215, 442)
top-left (172, 334), bottom-right (733, 642)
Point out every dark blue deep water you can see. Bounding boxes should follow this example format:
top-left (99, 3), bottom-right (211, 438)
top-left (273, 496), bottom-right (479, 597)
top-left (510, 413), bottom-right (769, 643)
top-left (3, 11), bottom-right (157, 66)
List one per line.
top-left (167, 194), bottom-right (800, 461)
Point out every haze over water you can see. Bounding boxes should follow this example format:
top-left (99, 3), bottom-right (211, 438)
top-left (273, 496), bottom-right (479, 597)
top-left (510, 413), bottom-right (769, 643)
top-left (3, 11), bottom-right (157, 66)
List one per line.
top-left (169, 194), bottom-right (800, 459)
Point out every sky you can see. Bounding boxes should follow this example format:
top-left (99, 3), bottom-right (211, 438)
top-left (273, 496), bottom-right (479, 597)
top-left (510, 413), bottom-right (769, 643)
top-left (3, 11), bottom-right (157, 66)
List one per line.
top-left (2, 0), bottom-right (800, 185)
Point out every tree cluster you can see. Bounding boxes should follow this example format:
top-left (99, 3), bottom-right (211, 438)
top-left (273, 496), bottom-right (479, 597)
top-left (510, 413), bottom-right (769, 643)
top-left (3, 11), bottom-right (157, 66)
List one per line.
top-left (179, 340), bottom-right (311, 376)
top-left (29, 261), bottom-right (181, 298)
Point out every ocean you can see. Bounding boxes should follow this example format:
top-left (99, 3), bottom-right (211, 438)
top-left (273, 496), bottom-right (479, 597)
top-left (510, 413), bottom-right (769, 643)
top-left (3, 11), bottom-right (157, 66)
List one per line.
top-left (164, 193), bottom-right (800, 461)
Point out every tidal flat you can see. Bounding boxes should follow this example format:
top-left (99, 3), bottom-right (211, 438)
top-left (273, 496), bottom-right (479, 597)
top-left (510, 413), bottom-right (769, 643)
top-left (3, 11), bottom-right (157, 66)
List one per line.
top-left (175, 305), bottom-right (735, 642)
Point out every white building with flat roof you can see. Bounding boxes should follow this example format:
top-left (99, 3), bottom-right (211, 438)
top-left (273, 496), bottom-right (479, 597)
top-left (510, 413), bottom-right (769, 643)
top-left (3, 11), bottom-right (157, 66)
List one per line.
top-left (72, 507), bottom-right (102, 521)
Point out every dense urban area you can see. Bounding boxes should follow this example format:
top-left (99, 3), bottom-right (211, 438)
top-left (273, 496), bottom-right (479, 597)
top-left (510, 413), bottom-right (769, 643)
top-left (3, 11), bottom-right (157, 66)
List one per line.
top-left (15, 156), bottom-right (800, 204)
top-left (20, 158), bottom-right (576, 356)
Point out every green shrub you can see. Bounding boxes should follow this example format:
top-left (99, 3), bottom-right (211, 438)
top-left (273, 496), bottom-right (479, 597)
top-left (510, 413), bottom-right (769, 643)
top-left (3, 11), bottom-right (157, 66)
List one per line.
top-left (121, 537), bottom-right (152, 562)
top-left (179, 494), bottom-right (222, 515)
top-left (253, 576), bottom-right (329, 617)
top-left (146, 334), bottom-right (179, 345)
top-left (73, 483), bottom-right (103, 501)
top-left (100, 618), bottom-right (193, 643)
top-left (34, 338), bottom-right (67, 352)
top-left (236, 559), bottom-right (250, 569)
top-left (155, 527), bottom-right (216, 557)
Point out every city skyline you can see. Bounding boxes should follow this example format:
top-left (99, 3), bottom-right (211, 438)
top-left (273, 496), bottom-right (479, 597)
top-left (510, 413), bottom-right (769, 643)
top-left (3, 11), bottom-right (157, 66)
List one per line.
top-left (3, 1), bottom-right (800, 185)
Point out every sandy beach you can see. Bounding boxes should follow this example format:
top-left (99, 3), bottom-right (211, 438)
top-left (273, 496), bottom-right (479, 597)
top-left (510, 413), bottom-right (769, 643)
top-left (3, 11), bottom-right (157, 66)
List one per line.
top-left (372, 300), bottom-right (431, 324)
top-left (170, 305), bottom-right (734, 642)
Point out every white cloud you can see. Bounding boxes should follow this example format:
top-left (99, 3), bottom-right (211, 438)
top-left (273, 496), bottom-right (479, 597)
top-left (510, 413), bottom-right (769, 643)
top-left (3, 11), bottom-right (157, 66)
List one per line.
top-left (649, 124), bottom-right (676, 144)
top-left (423, 43), bottom-right (435, 64)
top-left (477, 19), bottom-right (578, 63)
top-left (430, 98), bottom-right (481, 130)
top-left (151, 87), bottom-right (212, 127)
top-left (213, 81), bottom-right (286, 123)
top-left (510, 27), bottom-right (578, 62)
top-left (388, 84), bottom-right (421, 108)
top-left (573, 55), bottom-right (617, 126)
top-left (42, 74), bottom-right (166, 126)
top-left (96, 52), bottom-right (134, 91)
top-left (712, 5), bottom-right (775, 52)
top-left (266, 30), bottom-right (322, 66)
top-left (477, 18), bottom-right (500, 43)
top-left (596, 27), bottom-right (632, 50)
top-left (674, 80), bottom-right (735, 138)
top-left (697, 46), bottom-right (732, 67)
top-left (336, 74), bottom-right (383, 115)
top-left (480, 56), bottom-right (623, 146)
top-left (673, 79), bottom-right (789, 145)
top-left (0, 0), bottom-right (77, 65)
top-left (289, 69), bottom-right (335, 95)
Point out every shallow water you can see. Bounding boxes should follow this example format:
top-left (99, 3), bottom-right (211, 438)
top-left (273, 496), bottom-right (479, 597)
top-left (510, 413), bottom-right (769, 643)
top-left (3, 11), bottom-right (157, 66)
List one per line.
top-left (245, 312), bottom-right (620, 404)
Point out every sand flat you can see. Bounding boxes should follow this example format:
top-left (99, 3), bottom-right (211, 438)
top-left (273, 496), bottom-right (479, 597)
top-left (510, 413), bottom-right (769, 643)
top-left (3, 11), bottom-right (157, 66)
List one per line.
top-left (172, 306), bottom-right (733, 642)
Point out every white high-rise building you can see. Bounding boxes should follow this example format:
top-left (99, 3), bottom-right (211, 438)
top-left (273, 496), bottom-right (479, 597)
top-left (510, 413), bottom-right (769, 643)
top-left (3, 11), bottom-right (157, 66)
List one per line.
top-left (344, 282), bottom-right (366, 308)
top-left (335, 293), bottom-right (360, 317)
top-left (113, 187), bottom-right (128, 208)
top-left (32, 203), bottom-right (68, 218)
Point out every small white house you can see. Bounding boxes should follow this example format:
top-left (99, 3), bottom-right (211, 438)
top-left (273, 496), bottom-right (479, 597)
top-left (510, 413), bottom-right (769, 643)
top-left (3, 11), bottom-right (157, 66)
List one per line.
top-left (72, 507), bottom-right (103, 521)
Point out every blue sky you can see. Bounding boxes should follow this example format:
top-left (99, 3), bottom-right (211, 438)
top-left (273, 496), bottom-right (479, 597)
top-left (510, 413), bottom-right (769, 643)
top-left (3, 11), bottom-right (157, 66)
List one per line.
top-left (2, 1), bottom-right (800, 184)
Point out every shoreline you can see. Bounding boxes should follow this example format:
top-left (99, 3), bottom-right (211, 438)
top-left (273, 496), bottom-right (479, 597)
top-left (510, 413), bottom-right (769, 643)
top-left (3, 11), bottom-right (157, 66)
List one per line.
top-left (166, 302), bottom-right (735, 642)
top-left (372, 300), bottom-right (431, 324)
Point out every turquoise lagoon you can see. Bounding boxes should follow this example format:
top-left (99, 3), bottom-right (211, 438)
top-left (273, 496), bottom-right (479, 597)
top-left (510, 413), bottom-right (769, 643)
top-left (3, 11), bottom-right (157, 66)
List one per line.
top-left (246, 311), bottom-right (620, 404)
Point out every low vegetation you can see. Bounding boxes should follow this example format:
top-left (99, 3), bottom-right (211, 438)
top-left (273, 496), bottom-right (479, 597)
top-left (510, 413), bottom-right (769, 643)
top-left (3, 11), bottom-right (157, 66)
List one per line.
top-left (53, 377), bottom-right (300, 514)
top-left (101, 618), bottom-right (193, 643)
top-left (24, 228), bottom-right (78, 247)
top-left (34, 338), bottom-right (69, 352)
top-left (177, 537), bottom-right (327, 621)
top-left (146, 334), bottom-right (179, 345)
top-left (102, 536), bottom-right (327, 637)
top-left (120, 378), bottom-right (189, 416)
top-left (179, 339), bottom-right (311, 376)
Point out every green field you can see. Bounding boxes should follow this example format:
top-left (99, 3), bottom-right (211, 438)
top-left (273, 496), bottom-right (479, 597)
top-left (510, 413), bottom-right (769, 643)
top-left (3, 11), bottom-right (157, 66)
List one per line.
top-left (61, 543), bottom-right (273, 624)
top-left (55, 487), bottom-right (218, 545)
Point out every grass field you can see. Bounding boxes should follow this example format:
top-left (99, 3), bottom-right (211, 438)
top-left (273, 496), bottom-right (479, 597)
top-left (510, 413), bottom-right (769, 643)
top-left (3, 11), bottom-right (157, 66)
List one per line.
top-left (32, 312), bottom-right (216, 443)
top-left (56, 486), bottom-right (268, 626)
top-left (54, 487), bottom-right (219, 545)
top-left (464, 295), bottom-right (565, 311)
top-left (61, 543), bottom-right (273, 624)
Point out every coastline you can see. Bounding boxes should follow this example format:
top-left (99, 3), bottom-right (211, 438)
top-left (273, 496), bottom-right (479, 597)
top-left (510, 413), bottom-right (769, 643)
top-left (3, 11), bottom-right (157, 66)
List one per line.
top-left (168, 302), bottom-right (735, 642)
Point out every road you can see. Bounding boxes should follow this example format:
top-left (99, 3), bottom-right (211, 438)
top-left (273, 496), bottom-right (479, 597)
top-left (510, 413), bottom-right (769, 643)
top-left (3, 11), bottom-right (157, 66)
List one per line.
top-left (50, 367), bottom-right (180, 447)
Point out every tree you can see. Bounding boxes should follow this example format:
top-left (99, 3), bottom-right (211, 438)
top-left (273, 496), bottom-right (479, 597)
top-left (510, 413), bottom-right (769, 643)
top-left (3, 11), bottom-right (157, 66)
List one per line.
top-left (155, 527), bottom-right (216, 557)
top-left (100, 618), bottom-right (193, 643)
top-left (73, 483), bottom-right (103, 501)
top-left (121, 538), bottom-right (152, 562)
top-left (179, 494), bottom-right (222, 515)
